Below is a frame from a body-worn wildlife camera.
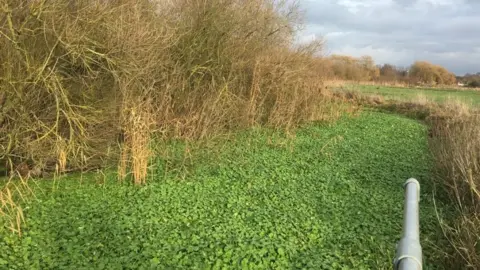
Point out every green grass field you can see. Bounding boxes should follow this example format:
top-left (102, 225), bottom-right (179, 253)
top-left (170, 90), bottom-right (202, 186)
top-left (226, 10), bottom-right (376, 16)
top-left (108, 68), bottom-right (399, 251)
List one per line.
top-left (0, 112), bottom-right (449, 269)
top-left (344, 84), bottom-right (480, 106)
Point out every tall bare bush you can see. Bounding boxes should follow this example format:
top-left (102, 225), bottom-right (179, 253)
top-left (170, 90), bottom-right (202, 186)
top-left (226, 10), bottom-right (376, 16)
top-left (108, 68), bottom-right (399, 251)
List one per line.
top-left (1, 0), bottom-right (335, 183)
top-left (428, 104), bottom-right (480, 268)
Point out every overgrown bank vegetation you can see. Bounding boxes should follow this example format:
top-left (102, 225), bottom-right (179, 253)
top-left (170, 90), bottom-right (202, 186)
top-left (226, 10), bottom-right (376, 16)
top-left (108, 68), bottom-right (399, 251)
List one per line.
top-left (428, 105), bottom-right (480, 268)
top-left (0, 0), bottom-right (337, 183)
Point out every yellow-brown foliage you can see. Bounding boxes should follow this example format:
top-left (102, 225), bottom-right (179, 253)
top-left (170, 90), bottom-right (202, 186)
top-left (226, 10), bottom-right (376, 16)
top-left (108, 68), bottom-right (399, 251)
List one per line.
top-left (0, 178), bottom-right (35, 236)
top-left (0, 0), bottom-right (337, 183)
top-left (317, 55), bottom-right (380, 82)
top-left (409, 61), bottom-right (457, 86)
top-left (428, 104), bottom-right (480, 268)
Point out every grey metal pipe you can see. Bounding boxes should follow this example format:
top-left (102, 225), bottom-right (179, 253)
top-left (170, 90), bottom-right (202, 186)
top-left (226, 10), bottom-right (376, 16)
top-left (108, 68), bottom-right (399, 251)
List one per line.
top-left (394, 178), bottom-right (422, 270)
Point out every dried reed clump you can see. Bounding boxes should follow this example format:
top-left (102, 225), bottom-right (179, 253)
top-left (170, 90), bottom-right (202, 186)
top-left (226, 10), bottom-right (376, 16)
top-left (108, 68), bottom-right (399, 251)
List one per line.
top-left (118, 100), bottom-right (155, 184)
top-left (0, 178), bottom-right (35, 236)
top-left (428, 109), bottom-right (479, 204)
top-left (427, 107), bottom-right (480, 268)
top-left (1, 0), bottom-right (338, 185)
top-left (413, 93), bottom-right (429, 106)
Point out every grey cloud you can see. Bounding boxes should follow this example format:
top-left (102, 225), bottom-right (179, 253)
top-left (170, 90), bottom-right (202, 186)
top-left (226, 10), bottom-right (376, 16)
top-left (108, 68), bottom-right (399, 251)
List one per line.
top-left (393, 0), bottom-right (417, 7)
top-left (301, 0), bottom-right (480, 74)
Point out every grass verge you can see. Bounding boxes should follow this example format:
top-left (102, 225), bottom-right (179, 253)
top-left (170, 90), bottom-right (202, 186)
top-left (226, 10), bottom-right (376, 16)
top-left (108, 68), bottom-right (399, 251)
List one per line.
top-left (340, 84), bottom-right (480, 106)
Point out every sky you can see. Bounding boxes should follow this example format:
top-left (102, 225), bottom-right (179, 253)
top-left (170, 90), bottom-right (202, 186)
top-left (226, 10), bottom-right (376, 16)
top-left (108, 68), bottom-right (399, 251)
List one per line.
top-left (298, 0), bottom-right (480, 75)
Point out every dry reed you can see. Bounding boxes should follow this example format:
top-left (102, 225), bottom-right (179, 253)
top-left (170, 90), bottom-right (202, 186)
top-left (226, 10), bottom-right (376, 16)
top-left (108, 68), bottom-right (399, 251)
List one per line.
top-left (428, 104), bottom-right (480, 268)
top-left (0, 0), bottom-right (338, 185)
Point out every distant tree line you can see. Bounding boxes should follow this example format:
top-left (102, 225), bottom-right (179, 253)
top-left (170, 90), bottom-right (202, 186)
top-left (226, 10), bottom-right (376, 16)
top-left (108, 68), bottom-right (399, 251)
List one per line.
top-left (316, 55), bottom-right (379, 81)
top-left (317, 56), bottom-right (462, 86)
top-left (377, 64), bottom-right (409, 83)
top-left (457, 73), bottom-right (480, 88)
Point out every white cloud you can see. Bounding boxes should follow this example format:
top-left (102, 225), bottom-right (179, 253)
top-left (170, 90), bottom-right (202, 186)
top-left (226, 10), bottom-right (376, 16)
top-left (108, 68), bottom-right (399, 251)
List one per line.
top-left (297, 33), bottom-right (318, 44)
top-left (325, 32), bottom-right (350, 38)
top-left (300, 0), bottom-right (480, 74)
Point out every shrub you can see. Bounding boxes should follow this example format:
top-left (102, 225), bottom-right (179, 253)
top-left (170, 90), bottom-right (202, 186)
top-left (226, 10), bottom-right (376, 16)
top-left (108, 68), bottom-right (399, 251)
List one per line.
top-left (467, 80), bottom-right (480, 88)
top-left (0, 0), bottom-right (333, 183)
top-left (427, 104), bottom-right (480, 268)
top-left (409, 61), bottom-right (457, 86)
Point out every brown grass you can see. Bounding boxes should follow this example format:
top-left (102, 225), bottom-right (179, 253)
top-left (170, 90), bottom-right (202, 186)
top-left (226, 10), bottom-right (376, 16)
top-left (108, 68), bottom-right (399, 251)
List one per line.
top-left (118, 100), bottom-right (155, 184)
top-left (328, 79), bottom-right (480, 92)
top-left (0, 177), bottom-right (35, 236)
top-left (428, 105), bottom-right (480, 268)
